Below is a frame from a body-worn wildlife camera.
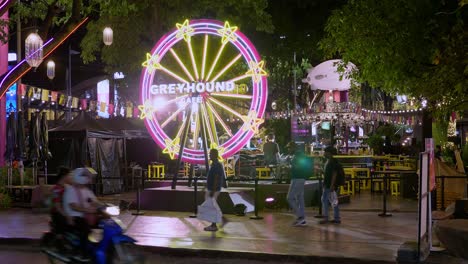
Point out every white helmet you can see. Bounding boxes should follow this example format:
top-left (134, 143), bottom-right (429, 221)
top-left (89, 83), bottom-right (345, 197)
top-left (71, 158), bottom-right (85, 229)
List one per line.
top-left (73, 167), bottom-right (92, 185)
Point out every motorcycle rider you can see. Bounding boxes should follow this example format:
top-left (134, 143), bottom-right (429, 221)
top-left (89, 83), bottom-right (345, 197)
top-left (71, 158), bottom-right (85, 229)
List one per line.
top-left (63, 167), bottom-right (101, 261)
top-left (50, 167), bottom-right (73, 236)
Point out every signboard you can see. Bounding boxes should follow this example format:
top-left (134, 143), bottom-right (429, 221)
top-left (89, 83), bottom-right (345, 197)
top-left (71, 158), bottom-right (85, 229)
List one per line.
top-left (139, 19), bottom-right (268, 163)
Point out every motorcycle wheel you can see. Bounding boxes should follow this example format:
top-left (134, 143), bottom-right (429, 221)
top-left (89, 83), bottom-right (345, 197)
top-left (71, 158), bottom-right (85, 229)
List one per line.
top-left (40, 232), bottom-right (56, 249)
top-left (110, 242), bottom-right (145, 264)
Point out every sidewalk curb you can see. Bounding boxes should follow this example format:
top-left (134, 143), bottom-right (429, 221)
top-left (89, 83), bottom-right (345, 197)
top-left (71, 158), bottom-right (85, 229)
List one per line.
top-left (0, 237), bottom-right (395, 264)
top-left (137, 244), bottom-right (396, 264)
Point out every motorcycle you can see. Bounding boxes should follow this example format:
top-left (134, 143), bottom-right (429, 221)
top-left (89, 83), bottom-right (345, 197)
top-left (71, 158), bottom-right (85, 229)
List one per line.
top-left (41, 204), bottom-right (144, 264)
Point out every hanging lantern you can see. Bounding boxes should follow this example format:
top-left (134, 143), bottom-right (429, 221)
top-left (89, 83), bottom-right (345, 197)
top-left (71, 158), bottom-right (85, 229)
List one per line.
top-left (46, 61), bottom-right (55, 80)
top-left (25, 32), bottom-right (44, 68)
top-left (103, 27), bottom-right (113, 46)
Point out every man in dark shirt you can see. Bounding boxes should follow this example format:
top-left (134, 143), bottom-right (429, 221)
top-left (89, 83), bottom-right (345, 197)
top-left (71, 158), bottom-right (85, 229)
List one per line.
top-left (320, 146), bottom-right (341, 224)
top-left (263, 134), bottom-right (280, 166)
top-left (204, 148), bottom-right (226, 231)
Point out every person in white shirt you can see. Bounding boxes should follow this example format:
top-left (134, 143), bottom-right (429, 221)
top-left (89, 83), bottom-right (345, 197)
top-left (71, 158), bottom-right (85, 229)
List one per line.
top-left (63, 168), bottom-right (101, 260)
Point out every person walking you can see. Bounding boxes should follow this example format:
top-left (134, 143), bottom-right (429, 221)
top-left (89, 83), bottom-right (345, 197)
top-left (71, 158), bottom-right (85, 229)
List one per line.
top-left (203, 148), bottom-right (226, 231)
top-left (287, 147), bottom-right (313, 226)
top-left (320, 146), bottom-right (342, 224)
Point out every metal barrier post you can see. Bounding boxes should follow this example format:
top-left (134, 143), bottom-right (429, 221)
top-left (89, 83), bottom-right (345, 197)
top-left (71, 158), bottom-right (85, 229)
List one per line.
top-left (378, 172), bottom-right (392, 217)
top-left (314, 175), bottom-right (324, 218)
top-left (250, 177), bottom-right (263, 220)
top-left (189, 177), bottom-right (199, 218)
top-left (132, 172), bottom-right (145, 216)
top-left (441, 177), bottom-right (445, 210)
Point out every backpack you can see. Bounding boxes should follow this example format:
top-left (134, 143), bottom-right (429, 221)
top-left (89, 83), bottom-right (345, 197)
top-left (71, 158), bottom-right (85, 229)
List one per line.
top-left (336, 162), bottom-right (346, 186)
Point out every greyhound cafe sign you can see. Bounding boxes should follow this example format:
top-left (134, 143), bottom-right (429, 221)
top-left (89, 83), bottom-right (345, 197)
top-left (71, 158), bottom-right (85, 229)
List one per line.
top-left (150, 81), bottom-right (235, 95)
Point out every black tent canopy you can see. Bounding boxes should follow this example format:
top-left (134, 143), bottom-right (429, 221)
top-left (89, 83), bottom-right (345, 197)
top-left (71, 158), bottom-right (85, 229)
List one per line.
top-left (48, 111), bottom-right (157, 194)
top-left (49, 111), bottom-right (124, 194)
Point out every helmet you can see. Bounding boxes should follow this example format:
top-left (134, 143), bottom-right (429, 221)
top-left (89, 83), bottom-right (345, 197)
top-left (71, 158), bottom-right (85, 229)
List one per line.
top-left (73, 167), bottom-right (92, 185)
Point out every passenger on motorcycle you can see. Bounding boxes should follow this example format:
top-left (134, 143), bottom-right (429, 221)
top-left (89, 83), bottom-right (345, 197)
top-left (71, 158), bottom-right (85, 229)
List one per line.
top-left (63, 167), bottom-right (101, 261)
top-left (50, 166), bottom-right (72, 236)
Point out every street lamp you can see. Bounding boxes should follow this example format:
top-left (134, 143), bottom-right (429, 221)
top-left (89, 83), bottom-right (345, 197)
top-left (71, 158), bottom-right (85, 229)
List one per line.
top-left (66, 45), bottom-right (80, 121)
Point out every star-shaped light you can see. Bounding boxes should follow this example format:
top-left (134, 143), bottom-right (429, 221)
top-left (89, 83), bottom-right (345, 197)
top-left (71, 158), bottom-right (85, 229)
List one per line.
top-left (209, 142), bottom-right (226, 162)
top-left (163, 137), bottom-right (180, 160)
top-left (217, 21), bottom-right (238, 44)
top-left (138, 100), bottom-right (155, 120)
top-left (142, 53), bottom-right (161, 73)
top-left (242, 110), bottom-right (264, 134)
top-left (176, 19), bottom-right (195, 42)
top-left (246, 60), bottom-right (267, 83)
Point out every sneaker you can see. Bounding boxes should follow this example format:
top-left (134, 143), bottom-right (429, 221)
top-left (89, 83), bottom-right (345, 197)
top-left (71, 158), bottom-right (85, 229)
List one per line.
top-left (331, 219), bottom-right (341, 224)
top-left (293, 219), bottom-right (307, 227)
top-left (319, 219), bottom-right (329, 224)
top-left (204, 225), bottom-right (218, 231)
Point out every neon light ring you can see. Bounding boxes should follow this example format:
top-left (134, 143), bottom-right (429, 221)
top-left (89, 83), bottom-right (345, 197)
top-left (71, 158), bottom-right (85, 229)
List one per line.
top-left (139, 19), bottom-right (268, 164)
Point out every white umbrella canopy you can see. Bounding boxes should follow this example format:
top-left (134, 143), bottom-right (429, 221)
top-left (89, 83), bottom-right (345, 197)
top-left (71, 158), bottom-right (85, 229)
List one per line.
top-left (302, 59), bottom-right (357, 91)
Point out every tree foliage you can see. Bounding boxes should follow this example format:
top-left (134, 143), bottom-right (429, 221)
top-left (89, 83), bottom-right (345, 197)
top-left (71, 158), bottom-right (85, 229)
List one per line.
top-left (2, 0), bottom-right (273, 97)
top-left (319, 0), bottom-right (467, 115)
top-left (79, 0), bottom-right (273, 81)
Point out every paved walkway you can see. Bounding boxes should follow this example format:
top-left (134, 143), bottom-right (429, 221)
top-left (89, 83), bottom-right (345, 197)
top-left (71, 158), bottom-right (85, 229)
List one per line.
top-left (0, 190), bottom-right (465, 263)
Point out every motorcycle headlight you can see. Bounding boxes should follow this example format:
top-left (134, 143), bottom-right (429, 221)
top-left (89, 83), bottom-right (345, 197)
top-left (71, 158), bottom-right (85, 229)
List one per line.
top-left (105, 206), bottom-right (120, 216)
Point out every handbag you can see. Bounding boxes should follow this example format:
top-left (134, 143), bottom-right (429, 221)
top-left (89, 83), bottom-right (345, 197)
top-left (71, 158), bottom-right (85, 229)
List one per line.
top-left (197, 197), bottom-right (222, 223)
top-left (329, 191), bottom-right (339, 207)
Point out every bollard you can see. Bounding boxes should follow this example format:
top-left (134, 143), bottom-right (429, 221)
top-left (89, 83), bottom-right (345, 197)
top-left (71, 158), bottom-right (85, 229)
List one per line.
top-left (189, 177), bottom-right (199, 218)
top-left (250, 177), bottom-right (263, 220)
top-left (132, 173), bottom-right (145, 216)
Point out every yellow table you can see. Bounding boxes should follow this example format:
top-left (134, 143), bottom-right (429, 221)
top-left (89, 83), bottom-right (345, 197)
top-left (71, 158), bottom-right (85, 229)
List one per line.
top-left (148, 163), bottom-right (165, 179)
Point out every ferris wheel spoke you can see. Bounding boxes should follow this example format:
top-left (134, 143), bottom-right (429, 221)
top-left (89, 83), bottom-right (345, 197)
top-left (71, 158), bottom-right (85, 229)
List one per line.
top-left (161, 101), bottom-right (190, 128)
top-left (211, 93), bottom-right (252, 99)
top-left (228, 73), bottom-right (251, 83)
top-left (205, 101), bottom-right (233, 137)
top-left (205, 42), bottom-right (227, 81)
top-left (201, 34), bottom-right (209, 81)
top-left (192, 111), bottom-right (200, 149)
top-left (175, 111), bottom-right (190, 140)
top-left (209, 54), bottom-right (242, 83)
top-left (187, 41), bottom-right (199, 80)
top-left (207, 96), bottom-right (244, 120)
top-left (159, 64), bottom-right (189, 83)
top-left (200, 104), bottom-right (216, 146)
top-left (169, 49), bottom-right (195, 82)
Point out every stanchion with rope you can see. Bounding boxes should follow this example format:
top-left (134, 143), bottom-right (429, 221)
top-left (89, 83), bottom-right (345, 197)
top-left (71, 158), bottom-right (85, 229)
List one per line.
top-left (250, 177), bottom-right (263, 220)
top-left (132, 171), bottom-right (145, 216)
top-left (314, 175), bottom-right (324, 218)
top-left (189, 177), bottom-right (199, 218)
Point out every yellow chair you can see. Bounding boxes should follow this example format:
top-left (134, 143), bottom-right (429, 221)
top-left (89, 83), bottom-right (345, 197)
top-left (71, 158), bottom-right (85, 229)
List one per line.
top-left (148, 163), bottom-right (165, 180)
top-left (352, 168), bottom-right (371, 190)
top-left (343, 168), bottom-right (355, 195)
top-left (224, 155), bottom-right (239, 178)
top-left (256, 167), bottom-right (270, 179)
top-left (391, 181), bottom-right (400, 196)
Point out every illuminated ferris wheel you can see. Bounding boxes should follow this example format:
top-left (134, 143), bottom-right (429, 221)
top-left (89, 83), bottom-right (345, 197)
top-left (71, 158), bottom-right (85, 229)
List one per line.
top-left (139, 19), bottom-right (268, 164)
